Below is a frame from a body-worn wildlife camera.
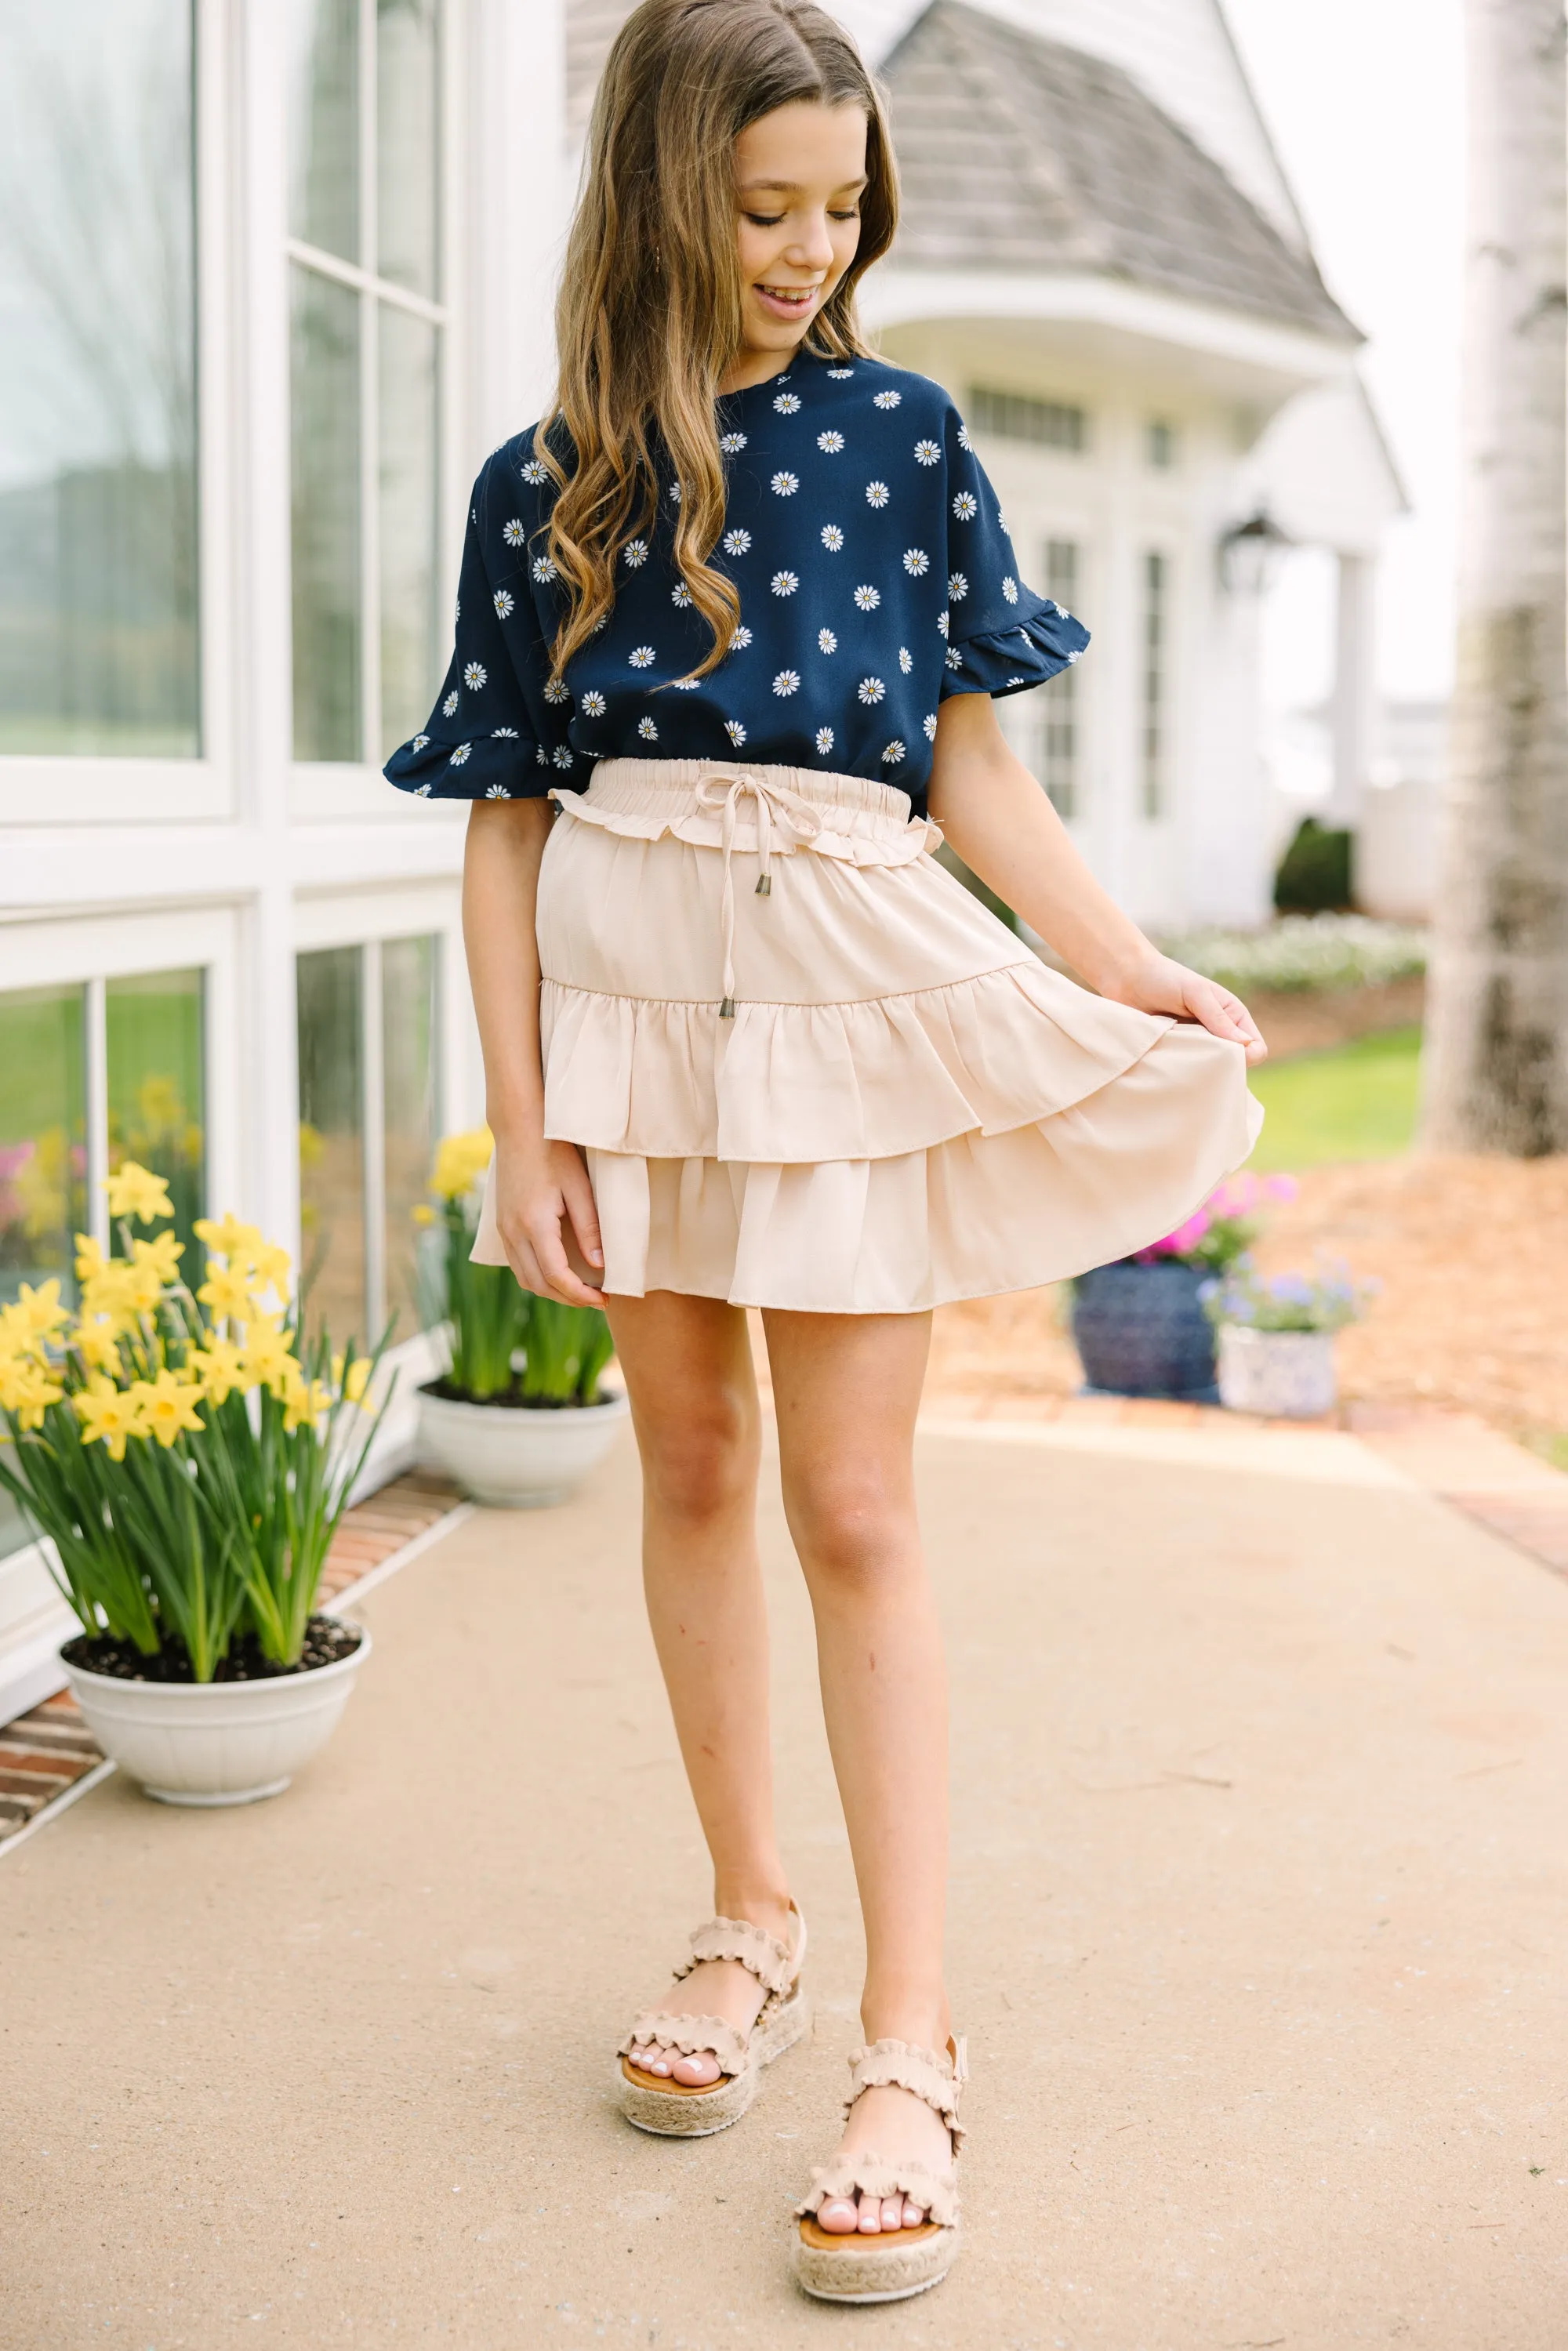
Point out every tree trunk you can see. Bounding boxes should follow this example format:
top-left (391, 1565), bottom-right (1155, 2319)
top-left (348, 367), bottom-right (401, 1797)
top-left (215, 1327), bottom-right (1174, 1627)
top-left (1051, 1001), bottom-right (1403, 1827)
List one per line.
top-left (1422, 0), bottom-right (1568, 1155)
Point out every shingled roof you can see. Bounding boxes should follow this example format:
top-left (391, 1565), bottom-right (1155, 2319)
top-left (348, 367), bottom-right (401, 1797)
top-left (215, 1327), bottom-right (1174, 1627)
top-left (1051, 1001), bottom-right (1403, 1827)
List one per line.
top-left (880, 0), bottom-right (1356, 339)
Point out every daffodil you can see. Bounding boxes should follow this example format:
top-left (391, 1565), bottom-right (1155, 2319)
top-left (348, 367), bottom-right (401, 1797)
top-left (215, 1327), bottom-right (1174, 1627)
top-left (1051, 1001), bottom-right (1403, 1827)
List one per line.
top-left (74, 1232), bottom-right (107, 1283)
top-left (79, 1261), bottom-right (137, 1327)
top-left (122, 1254), bottom-right (167, 1317)
top-left (127, 1368), bottom-right (205, 1448)
top-left (246, 1239), bottom-right (292, 1294)
top-left (238, 1315), bottom-right (296, 1395)
top-left (71, 1378), bottom-right (140, 1462)
top-left (103, 1161), bottom-right (172, 1224)
top-left (411, 1201), bottom-right (437, 1226)
top-left (0, 1355), bottom-right (64, 1431)
top-left (132, 1231), bottom-right (184, 1286)
top-left (0, 1302), bottom-right (41, 1362)
top-left (194, 1212), bottom-right (263, 1260)
top-left (13, 1278), bottom-right (71, 1338)
top-left (73, 1316), bottom-right (125, 1375)
top-left (430, 1127), bottom-right (494, 1201)
top-left (281, 1372), bottom-right (332, 1432)
top-left (332, 1351), bottom-right (372, 1405)
top-left (197, 1261), bottom-right (256, 1323)
top-left (188, 1338), bottom-right (251, 1406)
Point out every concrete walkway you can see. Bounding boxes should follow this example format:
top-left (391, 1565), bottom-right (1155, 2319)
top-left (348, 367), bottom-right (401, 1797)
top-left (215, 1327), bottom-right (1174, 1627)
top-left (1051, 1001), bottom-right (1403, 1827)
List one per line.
top-left (5, 1418), bottom-right (1568, 2349)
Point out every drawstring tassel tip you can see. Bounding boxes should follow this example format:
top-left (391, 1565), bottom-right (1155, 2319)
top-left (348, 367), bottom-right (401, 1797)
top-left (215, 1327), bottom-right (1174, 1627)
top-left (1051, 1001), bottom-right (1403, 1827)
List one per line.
top-left (754, 872), bottom-right (771, 896)
top-left (719, 996), bottom-right (736, 1020)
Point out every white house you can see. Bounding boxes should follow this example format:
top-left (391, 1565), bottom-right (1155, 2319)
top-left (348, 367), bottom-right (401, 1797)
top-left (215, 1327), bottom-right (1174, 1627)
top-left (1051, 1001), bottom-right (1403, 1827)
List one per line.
top-left (0, 0), bottom-right (1399, 1721)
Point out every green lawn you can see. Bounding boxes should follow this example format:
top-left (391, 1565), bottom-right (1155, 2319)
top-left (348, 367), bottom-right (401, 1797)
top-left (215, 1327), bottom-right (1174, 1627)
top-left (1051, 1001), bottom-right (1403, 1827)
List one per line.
top-left (1247, 1025), bottom-right (1422, 1170)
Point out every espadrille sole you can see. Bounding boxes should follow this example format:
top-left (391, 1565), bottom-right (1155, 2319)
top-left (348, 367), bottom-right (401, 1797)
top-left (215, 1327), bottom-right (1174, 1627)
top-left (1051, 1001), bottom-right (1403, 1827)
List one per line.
top-left (792, 2214), bottom-right (958, 2304)
top-left (616, 1986), bottom-right (811, 2137)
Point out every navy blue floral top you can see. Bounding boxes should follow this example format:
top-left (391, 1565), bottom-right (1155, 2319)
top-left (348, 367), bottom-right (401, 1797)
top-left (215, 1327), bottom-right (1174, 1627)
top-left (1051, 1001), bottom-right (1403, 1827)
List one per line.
top-left (384, 353), bottom-right (1089, 821)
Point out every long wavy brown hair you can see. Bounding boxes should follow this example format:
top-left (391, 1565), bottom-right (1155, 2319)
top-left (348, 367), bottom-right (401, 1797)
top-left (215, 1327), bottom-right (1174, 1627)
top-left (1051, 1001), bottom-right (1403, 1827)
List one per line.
top-left (538, 0), bottom-right (898, 686)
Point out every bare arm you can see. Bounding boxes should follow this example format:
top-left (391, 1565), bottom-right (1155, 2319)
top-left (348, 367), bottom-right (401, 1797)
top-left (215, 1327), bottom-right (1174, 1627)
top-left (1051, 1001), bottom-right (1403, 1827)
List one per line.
top-left (927, 692), bottom-right (1266, 1063)
top-left (462, 799), bottom-right (605, 1304)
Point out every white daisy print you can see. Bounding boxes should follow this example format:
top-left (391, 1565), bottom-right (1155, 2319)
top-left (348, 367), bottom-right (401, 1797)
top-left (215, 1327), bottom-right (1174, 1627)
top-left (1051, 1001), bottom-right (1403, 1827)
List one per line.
top-left (492, 726), bottom-right (518, 738)
top-left (671, 582), bottom-right (692, 608)
top-left (449, 742), bottom-right (471, 766)
top-left (553, 744), bottom-right (574, 767)
top-left (937, 611), bottom-right (950, 639)
top-left (902, 549), bottom-right (929, 576)
top-left (521, 458), bottom-right (548, 484)
top-left (858, 677), bottom-right (885, 706)
top-left (536, 746), bottom-right (548, 764)
top-left (866, 481), bottom-right (890, 508)
top-left (637, 717), bottom-right (659, 741)
top-left (898, 647), bottom-right (913, 673)
top-left (580, 689), bottom-right (607, 717)
top-left (923, 713), bottom-right (938, 741)
top-left (821, 524), bottom-right (844, 551)
top-left (881, 740), bottom-right (906, 765)
top-left (629, 644), bottom-right (656, 668)
top-left (1066, 648), bottom-right (1083, 665)
top-left (773, 392), bottom-right (801, 414)
top-left (622, 539), bottom-right (648, 568)
top-left (873, 389), bottom-right (902, 408)
top-left (732, 626), bottom-right (753, 648)
top-left (1004, 675), bottom-right (1025, 688)
top-left (1002, 576), bottom-right (1018, 604)
top-left (442, 691), bottom-right (459, 717)
top-left (671, 676), bottom-right (701, 689)
top-left (956, 423), bottom-right (974, 449)
top-left (532, 555), bottom-right (557, 582)
top-left (771, 470), bottom-right (800, 496)
top-left (817, 430), bottom-right (844, 453)
top-left (725, 719), bottom-right (747, 746)
top-left (913, 439), bottom-right (941, 466)
top-left (543, 677), bottom-right (570, 704)
top-left (493, 588), bottom-right (515, 619)
top-left (463, 662), bottom-right (488, 690)
top-left (410, 734), bottom-right (429, 751)
top-left (772, 669), bottom-right (800, 696)
top-left (826, 367), bottom-right (854, 379)
top-left (854, 584), bottom-right (881, 612)
top-left (719, 430), bottom-right (748, 453)
top-left (946, 646), bottom-right (964, 670)
top-left (952, 491), bottom-right (978, 521)
top-left (503, 518), bottom-right (526, 546)
top-left (723, 528), bottom-right (752, 555)
top-left (771, 570), bottom-right (799, 597)
top-left (948, 571), bottom-right (969, 601)
top-left (455, 598), bottom-right (461, 619)
top-left (669, 481), bottom-right (681, 501)
top-left (815, 725), bottom-right (836, 751)
top-left (415, 782), bottom-right (432, 796)
top-left (817, 627), bottom-right (837, 654)
top-left (485, 782), bottom-right (510, 797)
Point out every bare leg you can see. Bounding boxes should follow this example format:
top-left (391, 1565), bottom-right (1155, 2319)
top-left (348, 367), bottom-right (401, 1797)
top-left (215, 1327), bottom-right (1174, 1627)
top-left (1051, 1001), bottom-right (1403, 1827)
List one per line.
top-left (608, 1292), bottom-right (795, 2083)
top-left (764, 1308), bottom-right (952, 2233)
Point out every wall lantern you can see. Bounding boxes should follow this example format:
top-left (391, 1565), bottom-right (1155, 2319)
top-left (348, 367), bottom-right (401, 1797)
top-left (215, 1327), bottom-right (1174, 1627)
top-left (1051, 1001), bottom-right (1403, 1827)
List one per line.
top-left (1218, 509), bottom-right (1292, 597)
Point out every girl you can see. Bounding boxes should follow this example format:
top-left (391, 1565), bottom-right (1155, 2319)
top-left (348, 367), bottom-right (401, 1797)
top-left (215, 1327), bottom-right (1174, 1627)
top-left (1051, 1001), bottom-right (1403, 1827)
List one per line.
top-left (388, 0), bottom-right (1263, 2305)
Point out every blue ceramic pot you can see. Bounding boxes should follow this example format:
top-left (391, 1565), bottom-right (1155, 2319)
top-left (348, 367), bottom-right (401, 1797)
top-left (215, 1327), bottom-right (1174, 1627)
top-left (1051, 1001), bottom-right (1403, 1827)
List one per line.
top-left (1070, 1260), bottom-right (1218, 1403)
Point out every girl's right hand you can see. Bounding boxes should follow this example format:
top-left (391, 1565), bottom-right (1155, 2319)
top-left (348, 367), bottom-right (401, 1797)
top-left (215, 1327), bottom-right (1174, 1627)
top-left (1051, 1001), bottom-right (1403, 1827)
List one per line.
top-left (492, 1133), bottom-right (606, 1307)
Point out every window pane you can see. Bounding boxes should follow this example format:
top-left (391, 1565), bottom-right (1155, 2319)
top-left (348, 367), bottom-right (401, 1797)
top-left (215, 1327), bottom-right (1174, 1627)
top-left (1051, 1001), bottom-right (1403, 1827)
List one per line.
top-left (379, 306), bottom-right (441, 756)
top-left (0, 985), bottom-right (87, 1562)
top-left (291, 265), bottom-right (362, 761)
top-left (0, 0), bottom-right (198, 756)
top-left (1143, 550), bottom-right (1167, 820)
top-left (382, 934), bottom-right (438, 1337)
top-left (297, 947), bottom-right (365, 1344)
top-left (377, 0), bottom-right (441, 296)
top-left (289, 0), bottom-right (360, 264)
top-left (106, 969), bottom-right (205, 1271)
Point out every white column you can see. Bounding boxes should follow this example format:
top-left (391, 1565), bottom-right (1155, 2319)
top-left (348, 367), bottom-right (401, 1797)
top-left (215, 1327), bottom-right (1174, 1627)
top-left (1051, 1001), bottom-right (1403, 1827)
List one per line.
top-left (1329, 550), bottom-right (1377, 827)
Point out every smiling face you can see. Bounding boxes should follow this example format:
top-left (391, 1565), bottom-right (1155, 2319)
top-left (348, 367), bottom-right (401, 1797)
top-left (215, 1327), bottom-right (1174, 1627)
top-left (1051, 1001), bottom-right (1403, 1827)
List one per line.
top-left (724, 99), bottom-right (869, 391)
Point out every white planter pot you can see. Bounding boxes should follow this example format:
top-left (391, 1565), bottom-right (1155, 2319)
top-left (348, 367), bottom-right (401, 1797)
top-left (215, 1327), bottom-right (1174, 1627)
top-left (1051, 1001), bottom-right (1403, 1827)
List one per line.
top-left (1217, 1324), bottom-right (1338, 1420)
top-left (417, 1384), bottom-right (630, 1507)
top-left (60, 1622), bottom-right (372, 1807)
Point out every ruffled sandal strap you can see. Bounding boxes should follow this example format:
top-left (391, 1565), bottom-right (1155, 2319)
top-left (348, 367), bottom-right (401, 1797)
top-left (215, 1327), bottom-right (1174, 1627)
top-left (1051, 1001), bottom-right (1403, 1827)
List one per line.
top-left (617, 2009), bottom-right (751, 2077)
top-left (672, 1901), bottom-right (805, 2000)
top-left (845, 2034), bottom-right (967, 2152)
top-left (794, 2155), bottom-right (960, 2230)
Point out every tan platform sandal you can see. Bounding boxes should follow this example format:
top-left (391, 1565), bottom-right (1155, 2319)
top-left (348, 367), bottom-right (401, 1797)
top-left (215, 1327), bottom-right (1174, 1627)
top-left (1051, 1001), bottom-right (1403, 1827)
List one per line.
top-left (792, 2034), bottom-right (967, 2304)
top-left (615, 1904), bottom-right (809, 2138)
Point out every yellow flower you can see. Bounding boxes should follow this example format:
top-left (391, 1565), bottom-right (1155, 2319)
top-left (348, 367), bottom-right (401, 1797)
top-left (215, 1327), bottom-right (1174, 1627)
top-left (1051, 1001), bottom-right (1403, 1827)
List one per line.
top-left (132, 1231), bottom-right (184, 1286)
top-left (122, 1254), bottom-right (167, 1317)
top-left (238, 1315), bottom-right (296, 1395)
top-left (13, 1278), bottom-right (71, 1338)
top-left (0, 1303), bottom-right (41, 1362)
top-left (247, 1239), bottom-right (292, 1294)
top-left (332, 1351), bottom-right (372, 1405)
top-left (411, 1201), bottom-right (437, 1226)
top-left (197, 1261), bottom-right (256, 1322)
top-left (430, 1127), bottom-right (494, 1202)
top-left (73, 1316), bottom-right (125, 1374)
top-left (103, 1161), bottom-right (172, 1224)
top-left (194, 1213), bottom-right (263, 1260)
top-left (79, 1262), bottom-right (137, 1327)
top-left (72, 1378), bottom-right (140, 1462)
top-left (0, 1355), bottom-right (64, 1431)
top-left (74, 1232), bottom-right (107, 1283)
top-left (187, 1338), bottom-right (251, 1406)
top-left (127, 1368), bottom-right (205, 1448)
top-left (281, 1370), bottom-right (332, 1432)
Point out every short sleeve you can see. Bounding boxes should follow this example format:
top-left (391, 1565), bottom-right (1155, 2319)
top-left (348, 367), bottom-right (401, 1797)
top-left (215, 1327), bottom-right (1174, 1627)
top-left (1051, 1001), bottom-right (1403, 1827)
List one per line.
top-left (384, 447), bottom-right (563, 801)
top-left (937, 405), bottom-right (1090, 702)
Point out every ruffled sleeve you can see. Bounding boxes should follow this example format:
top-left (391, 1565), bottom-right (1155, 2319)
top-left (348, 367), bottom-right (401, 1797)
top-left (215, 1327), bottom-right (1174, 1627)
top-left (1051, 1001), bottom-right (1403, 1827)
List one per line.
top-left (384, 442), bottom-right (568, 801)
top-left (936, 405), bottom-right (1090, 702)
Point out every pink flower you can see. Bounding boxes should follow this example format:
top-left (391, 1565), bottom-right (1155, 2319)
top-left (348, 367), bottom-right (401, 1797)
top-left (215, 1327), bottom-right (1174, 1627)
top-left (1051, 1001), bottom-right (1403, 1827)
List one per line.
top-left (1265, 1174), bottom-right (1298, 1201)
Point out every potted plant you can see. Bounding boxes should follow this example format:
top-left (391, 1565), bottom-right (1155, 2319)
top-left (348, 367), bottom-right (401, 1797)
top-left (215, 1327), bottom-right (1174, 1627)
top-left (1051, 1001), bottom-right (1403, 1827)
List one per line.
top-left (0, 1163), bottom-right (388, 1806)
top-left (413, 1129), bottom-right (628, 1507)
top-left (1203, 1261), bottom-right (1376, 1420)
top-left (1070, 1174), bottom-right (1298, 1402)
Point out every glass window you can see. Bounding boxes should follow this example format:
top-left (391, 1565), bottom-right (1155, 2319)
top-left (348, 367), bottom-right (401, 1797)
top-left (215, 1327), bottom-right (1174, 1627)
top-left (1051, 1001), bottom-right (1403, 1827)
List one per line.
top-left (291, 267), bottom-right (363, 761)
top-left (1142, 550), bottom-right (1168, 820)
top-left (378, 0), bottom-right (441, 296)
top-left (381, 934), bottom-right (438, 1334)
top-left (1040, 540), bottom-right (1080, 820)
top-left (297, 947), bottom-right (366, 1343)
top-left (289, 0), bottom-right (361, 263)
top-left (967, 388), bottom-right (1086, 453)
top-left (0, 984), bottom-right (88, 1563)
top-left (379, 308), bottom-right (441, 756)
top-left (0, 0), bottom-right (199, 756)
top-left (106, 969), bottom-right (205, 1272)
top-left (1146, 419), bottom-right (1178, 471)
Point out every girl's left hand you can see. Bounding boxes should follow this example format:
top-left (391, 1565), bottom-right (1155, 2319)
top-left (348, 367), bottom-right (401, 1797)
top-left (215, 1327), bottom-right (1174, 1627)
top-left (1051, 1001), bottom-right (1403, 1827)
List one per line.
top-left (1106, 950), bottom-right (1268, 1065)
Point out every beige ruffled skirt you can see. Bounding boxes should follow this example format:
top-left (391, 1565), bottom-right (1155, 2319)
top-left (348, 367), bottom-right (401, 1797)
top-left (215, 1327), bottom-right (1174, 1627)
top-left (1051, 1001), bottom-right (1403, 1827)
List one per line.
top-left (473, 756), bottom-right (1262, 1314)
